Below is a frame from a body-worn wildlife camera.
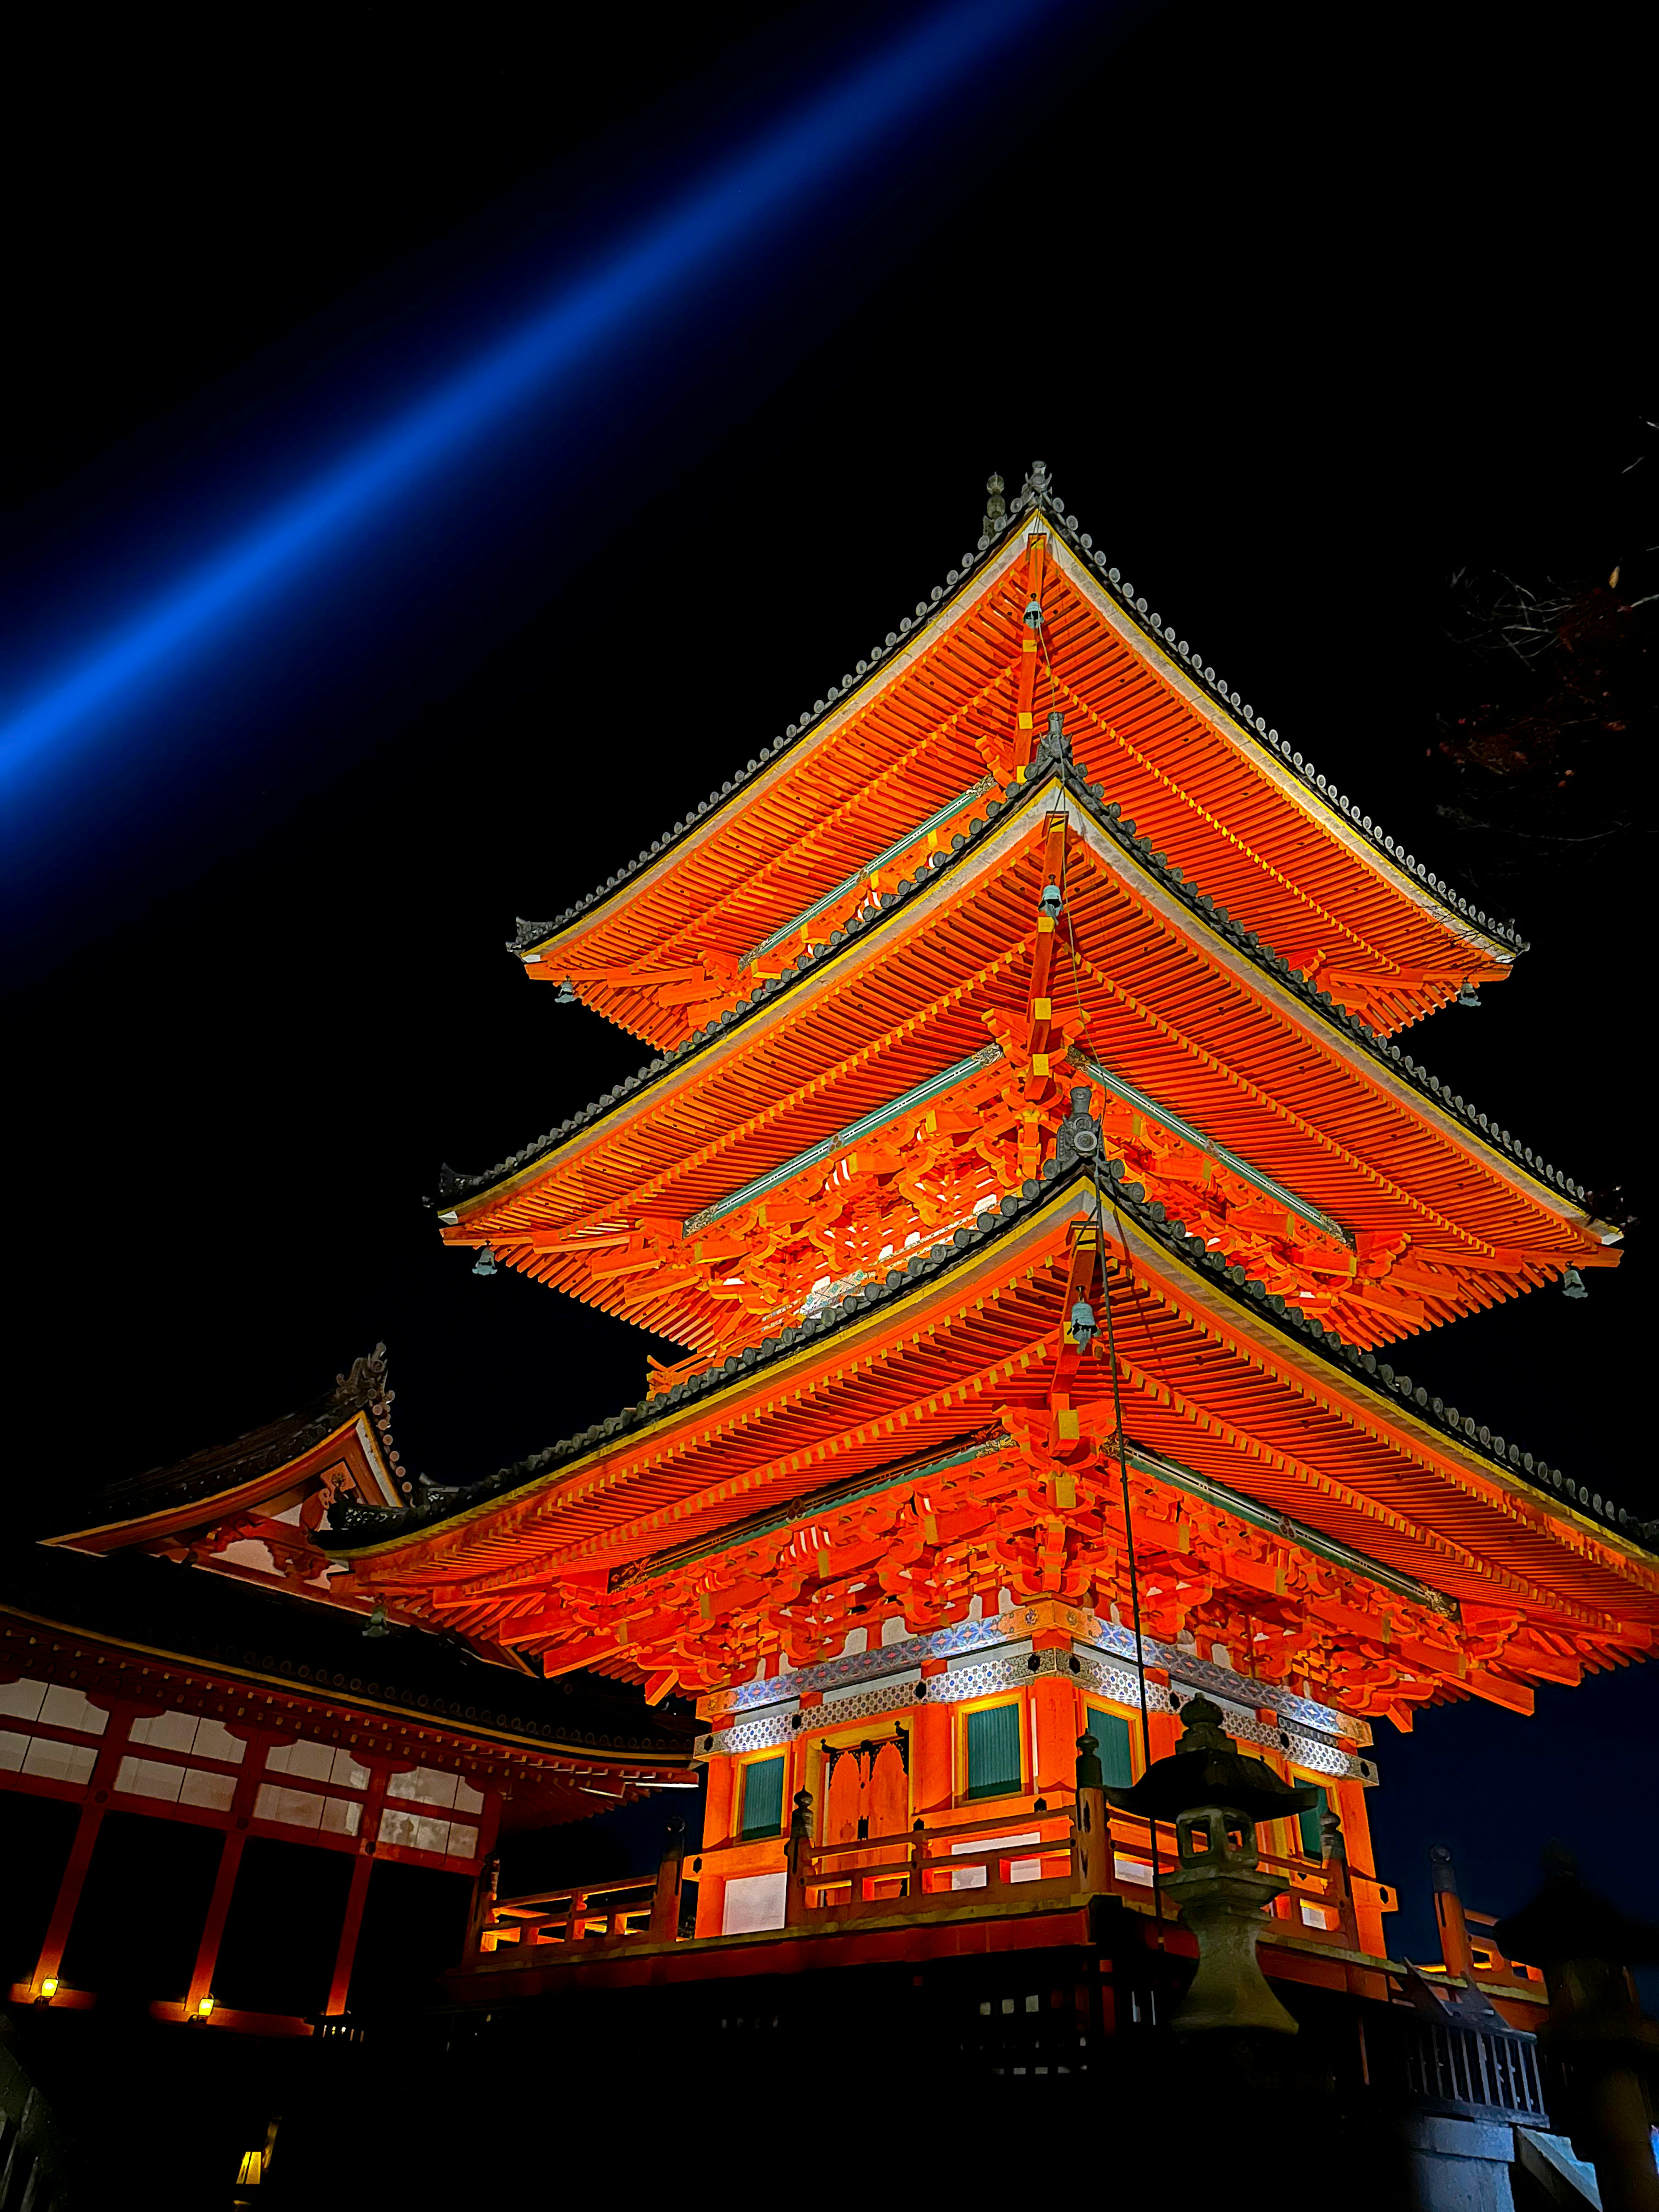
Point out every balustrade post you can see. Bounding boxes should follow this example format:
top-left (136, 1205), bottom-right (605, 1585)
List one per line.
top-left (1321, 1808), bottom-right (1359, 1947)
top-left (1073, 1732), bottom-right (1109, 1896)
top-left (784, 1789), bottom-right (813, 1926)
top-left (467, 1858), bottom-right (499, 1959)
top-left (649, 1819), bottom-right (686, 1940)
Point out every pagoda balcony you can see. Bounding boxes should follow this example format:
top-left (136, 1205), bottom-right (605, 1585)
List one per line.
top-left (781, 1805), bottom-right (1361, 1941)
top-left (455, 1799), bottom-right (1416, 1986)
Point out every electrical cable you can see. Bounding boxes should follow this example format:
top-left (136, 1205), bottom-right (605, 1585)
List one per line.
top-left (1052, 818), bottom-right (1166, 1923)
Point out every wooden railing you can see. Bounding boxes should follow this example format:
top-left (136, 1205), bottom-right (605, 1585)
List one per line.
top-left (464, 1786), bottom-right (1374, 1968)
top-left (781, 1791), bottom-right (1364, 1948)
top-left (788, 1804), bottom-right (1081, 1924)
top-left (473, 1857), bottom-right (682, 1953)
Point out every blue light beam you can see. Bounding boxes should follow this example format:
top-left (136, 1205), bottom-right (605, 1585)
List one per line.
top-left (0, 0), bottom-right (1076, 815)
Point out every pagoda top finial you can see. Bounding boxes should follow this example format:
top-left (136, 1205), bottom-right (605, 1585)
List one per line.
top-left (982, 471), bottom-right (1007, 538)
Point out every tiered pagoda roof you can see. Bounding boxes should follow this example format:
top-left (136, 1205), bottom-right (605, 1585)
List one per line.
top-left (436, 759), bottom-right (1612, 1362)
top-left (326, 465), bottom-right (1650, 1736)
top-left (508, 460), bottom-right (1523, 1045)
top-left (337, 1154), bottom-right (1656, 1715)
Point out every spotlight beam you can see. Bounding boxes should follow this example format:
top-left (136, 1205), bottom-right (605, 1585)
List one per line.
top-left (1, 0), bottom-right (1077, 811)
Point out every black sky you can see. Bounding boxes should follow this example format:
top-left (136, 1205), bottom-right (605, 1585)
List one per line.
top-left (4, 0), bottom-right (1652, 1965)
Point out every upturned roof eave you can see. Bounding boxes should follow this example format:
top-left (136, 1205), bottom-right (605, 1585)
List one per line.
top-left (42, 1411), bottom-right (379, 1552)
top-left (41, 1348), bottom-right (406, 1547)
top-left (352, 1157), bottom-right (1653, 1568)
top-left (507, 467), bottom-right (1527, 972)
top-left (436, 761), bottom-right (1599, 1237)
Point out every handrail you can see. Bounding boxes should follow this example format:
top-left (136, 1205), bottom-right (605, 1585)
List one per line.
top-left (468, 1803), bottom-right (1367, 1961)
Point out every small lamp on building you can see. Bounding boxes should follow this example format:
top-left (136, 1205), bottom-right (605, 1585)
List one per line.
top-left (1106, 1693), bottom-right (1319, 2037)
top-left (196, 1993), bottom-right (216, 2021)
top-left (37, 1976), bottom-right (58, 2003)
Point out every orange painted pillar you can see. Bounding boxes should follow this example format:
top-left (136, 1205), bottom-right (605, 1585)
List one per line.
top-left (184, 1727), bottom-right (274, 2015)
top-left (693, 1753), bottom-right (735, 1937)
top-left (702, 1751), bottom-right (734, 1851)
top-left (1029, 1658), bottom-right (1078, 1803)
top-left (31, 1803), bottom-right (103, 1997)
top-left (1143, 1671), bottom-right (1179, 1765)
top-left (325, 1854), bottom-right (375, 2016)
top-left (912, 1670), bottom-right (953, 1815)
top-left (1332, 1774), bottom-right (1387, 1957)
top-left (1431, 1845), bottom-right (1478, 1982)
top-left (185, 1834), bottom-right (245, 2015)
top-left (29, 1703), bottom-right (136, 1996)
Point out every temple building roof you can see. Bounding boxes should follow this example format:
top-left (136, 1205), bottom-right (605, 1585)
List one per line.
top-left (1, 1542), bottom-right (699, 1787)
top-left (334, 1154), bottom-right (1657, 1616)
top-left (48, 1345), bottom-right (407, 1551)
top-left (28, 1351), bottom-right (702, 1801)
top-left (507, 463), bottom-right (1522, 1047)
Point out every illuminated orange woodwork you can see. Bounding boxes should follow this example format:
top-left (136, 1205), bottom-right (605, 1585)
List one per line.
top-left (512, 519), bottom-right (1518, 1049)
top-left (327, 471), bottom-right (1651, 1970)
top-left (442, 791), bottom-right (1610, 1363)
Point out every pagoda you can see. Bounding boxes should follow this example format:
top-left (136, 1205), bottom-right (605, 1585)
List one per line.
top-left (324, 461), bottom-right (1655, 1978)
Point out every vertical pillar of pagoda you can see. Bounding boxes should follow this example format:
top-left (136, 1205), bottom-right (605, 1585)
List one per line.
top-left (912, 1664), bottom-right (953, 1815)
top-left (1029, 1630), bottom-right (1080, 1802)
top-left (693, 1746), bottom-right (739, 1936)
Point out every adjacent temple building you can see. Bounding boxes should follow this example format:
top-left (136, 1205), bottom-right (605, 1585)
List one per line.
top-left (4, 463), bottom-right (1653, 2204)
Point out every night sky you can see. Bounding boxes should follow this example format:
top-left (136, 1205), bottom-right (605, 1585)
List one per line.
top-left (5, 0), bottom-right (1651, 1973)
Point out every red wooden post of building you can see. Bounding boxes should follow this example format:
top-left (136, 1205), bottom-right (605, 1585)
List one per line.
top-left (650, 1818), bottom-right (688, 1939)
top-left (324, 1760), bottom-right (393, 2015)
top-left (31, 1806), bottom-right (102, 1999)
top-left (1431, 1844), bottom-right (1480, 1983)
top-left (184, 1726), bottom-right (273, 2016)
top-left (29, 1703), bottom-right (141, 1998)
top-left (324, 1857), bottom-right (375, 2017)
top-left (184, 1837), bottom-right (245, 2017)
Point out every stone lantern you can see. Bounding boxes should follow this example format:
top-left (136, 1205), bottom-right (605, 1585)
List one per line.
top-left (1494, 1849), bottom-right (1659, 2212)
top-left (1106, 1693), bottom-right (1319, 2036)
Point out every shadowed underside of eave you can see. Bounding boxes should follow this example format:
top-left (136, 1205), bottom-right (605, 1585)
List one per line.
top-left (338, 1181), bottom-right (1658, 1665)
top-left (441, 792), bottom-right (1607, 1366)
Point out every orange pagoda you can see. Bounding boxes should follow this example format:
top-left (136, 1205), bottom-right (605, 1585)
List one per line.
top-left (324, 461), bottom-right (1653, 2015)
